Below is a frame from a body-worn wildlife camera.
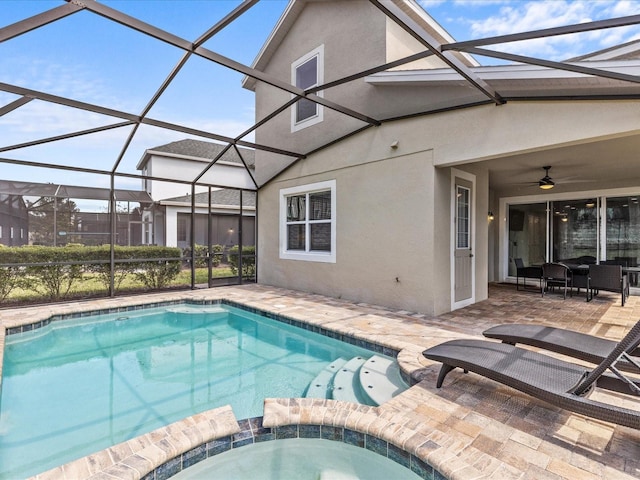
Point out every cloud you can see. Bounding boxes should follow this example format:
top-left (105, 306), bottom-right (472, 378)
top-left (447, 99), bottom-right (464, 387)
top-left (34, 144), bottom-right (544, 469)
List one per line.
top-left (464, 0), bottom-right (640, 60)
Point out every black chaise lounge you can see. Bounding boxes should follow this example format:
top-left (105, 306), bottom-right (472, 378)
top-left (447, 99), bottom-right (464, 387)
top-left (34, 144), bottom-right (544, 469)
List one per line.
top-left (422, 320), bottom-right (640, 429)
top-left (483, 323), bottom-right (640, 373)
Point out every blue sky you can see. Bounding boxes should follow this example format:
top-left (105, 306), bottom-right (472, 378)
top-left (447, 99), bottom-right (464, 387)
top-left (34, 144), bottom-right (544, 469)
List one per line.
top-left (1, 0), bottom-right (639, 193)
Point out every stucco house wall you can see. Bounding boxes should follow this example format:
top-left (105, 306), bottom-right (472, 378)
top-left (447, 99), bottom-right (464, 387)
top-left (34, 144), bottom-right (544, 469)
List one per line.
top-left (258, 132), bottom-right (436, 313)
top-left (258, 109), bottom-right (493, 315)
top-left (248, 0), bottom-right (476, 186)
top-left (249, 0), bottom-right (640, 315)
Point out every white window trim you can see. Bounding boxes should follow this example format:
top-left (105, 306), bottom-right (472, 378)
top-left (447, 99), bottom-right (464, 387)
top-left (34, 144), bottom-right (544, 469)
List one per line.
top-left (279, 180), bottom-right (336, 263)
top-left (291, 45), bottom-right (324, 132)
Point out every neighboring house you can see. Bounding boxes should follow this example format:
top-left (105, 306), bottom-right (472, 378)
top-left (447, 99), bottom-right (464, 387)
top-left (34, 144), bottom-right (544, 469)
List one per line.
top-left (72, 210), bottom-right (143, 247)
top-left (0, 194), bottom-right (28, 247)
top-left (242, 0), bottom-right (640, 315)
top-left (138, 139), bottom-right (256, 248)
top-left (158, 190), bottom-right (256, 250)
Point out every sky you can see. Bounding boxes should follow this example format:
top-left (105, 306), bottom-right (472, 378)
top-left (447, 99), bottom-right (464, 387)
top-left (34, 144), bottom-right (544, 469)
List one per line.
top-left (1, 0), bottom-right (639, 196)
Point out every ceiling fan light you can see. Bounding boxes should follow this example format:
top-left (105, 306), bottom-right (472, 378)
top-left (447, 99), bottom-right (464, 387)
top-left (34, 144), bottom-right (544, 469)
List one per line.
top-left (539, 179), bottom-right (554, 190)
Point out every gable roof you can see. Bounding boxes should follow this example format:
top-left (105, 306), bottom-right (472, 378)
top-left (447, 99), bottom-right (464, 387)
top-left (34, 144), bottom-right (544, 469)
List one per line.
top-left (137, 139), bottom-right (255, 171)
top-left (567, 39), bottom-right (640, 62)
top-left (161, 189), bottom-right (256, 208)
top-left (242, 0), bottom-right (476, 90)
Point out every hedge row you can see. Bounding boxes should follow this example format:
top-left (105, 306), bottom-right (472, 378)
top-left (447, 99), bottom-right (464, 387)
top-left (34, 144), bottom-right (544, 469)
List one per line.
top-left (0, 244), bottom-right (257, 302)
top-left (0, 245), bottom-right (182, 301)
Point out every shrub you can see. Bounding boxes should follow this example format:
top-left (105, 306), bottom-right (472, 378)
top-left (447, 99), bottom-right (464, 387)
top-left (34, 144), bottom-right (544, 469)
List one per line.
top-left (0, 246), bottom-right (27, 301)
top-left (84, 245), bottom-right (138, 291)
top-left (130, 246), bottom-right (183, 289)
top-left (182, 244), bottom-right (224, 268)
top-left (19, 245), bottom-right (86, 300)
top-left (228, 245), bottom-right (256, 277)
top-left (0, 265), bottom-right (25, 301)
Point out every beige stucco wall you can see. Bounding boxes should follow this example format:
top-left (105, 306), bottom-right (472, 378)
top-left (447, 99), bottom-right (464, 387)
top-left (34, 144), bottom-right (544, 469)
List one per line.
top-left (251, 0), bottom-right (487, 187)
top-left (253, 1), bottom-right (387, 185)
top-left (258, 128), bottom-right (443, 314)
top-left (385, 17), bottom-right (449, 70)
top-left (256, 98), bottom-right (639, 315)
top-left (429, 100), bottom-right (640, 167)
top-left (249, 0), bottom-right (640, 315)
top-left (256, 111), bottom-right (499, 316)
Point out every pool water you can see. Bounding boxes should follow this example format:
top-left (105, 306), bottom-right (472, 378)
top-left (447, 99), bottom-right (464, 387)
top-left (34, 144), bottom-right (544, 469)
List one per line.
top-left (0, 304), bottom-right (374, 479)
top-left (171, 438), bottom-right (423, 480)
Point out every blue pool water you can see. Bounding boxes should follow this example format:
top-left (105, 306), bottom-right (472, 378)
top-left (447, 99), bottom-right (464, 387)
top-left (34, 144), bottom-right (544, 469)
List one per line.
top-left (0, 304), bottom-right (375, 479)
top-left (172, 438), bottom-right (423, 480)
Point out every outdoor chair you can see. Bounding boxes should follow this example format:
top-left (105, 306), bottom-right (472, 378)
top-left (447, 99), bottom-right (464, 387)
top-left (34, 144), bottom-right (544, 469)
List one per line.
top-left (541, 262), bottom-right (572, 299)
top-left (422, 320), bottom-right (640, 429)
top-left (483, 322), bottom-right (640, 373)
top-left (513, 258), bottom-right (542, 291)
top-left (616, 256), bottom-right (638, 285)
top-left (587, 264), bottom-right (628, 306)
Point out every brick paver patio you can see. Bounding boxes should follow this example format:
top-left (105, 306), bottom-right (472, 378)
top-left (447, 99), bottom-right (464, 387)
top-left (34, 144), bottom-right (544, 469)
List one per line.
top-left (2, 283), bottom-right (639, 479)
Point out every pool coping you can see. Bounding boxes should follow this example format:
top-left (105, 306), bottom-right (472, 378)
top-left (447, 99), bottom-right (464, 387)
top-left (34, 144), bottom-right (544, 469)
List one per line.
top-left (1, 292), bottom-right (447, 480)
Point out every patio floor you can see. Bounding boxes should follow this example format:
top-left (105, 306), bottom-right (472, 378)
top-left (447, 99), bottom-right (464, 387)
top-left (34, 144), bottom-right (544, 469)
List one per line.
top-left (2, 282), bottom-right (639, 480)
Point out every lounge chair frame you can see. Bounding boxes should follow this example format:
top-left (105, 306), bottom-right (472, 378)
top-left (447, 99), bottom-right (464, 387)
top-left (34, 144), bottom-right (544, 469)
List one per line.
top-left (423, 320), bottom-right (640, 429)
top-left (483, 323), bottom-right (640, 373)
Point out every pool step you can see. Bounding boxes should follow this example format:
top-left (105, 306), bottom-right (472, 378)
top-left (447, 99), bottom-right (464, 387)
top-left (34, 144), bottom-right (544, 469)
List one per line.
top-left (305, 357), bottom-right (348, 399)
top-left (305, 355), bottom-right (408, 407)
top-left (358, 355), bottom-right (407, 406)
top-left (331, 356), bottom-right (371, 405)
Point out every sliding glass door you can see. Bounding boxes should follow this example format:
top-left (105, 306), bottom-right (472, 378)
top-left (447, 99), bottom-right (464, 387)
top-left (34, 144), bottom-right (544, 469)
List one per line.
top-left (507, 203), bottom-right (546, 276)
top-left (551, 199), bottom-right (598, 264)
top-left (507, 194), bottom-right (640, 288)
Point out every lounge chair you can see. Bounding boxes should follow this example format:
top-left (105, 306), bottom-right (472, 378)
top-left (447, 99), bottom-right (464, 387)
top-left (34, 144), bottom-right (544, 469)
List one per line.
top-left (422, 320), bottom-right (640, 429)
top-left (483, 323), bottom-right (640, 373)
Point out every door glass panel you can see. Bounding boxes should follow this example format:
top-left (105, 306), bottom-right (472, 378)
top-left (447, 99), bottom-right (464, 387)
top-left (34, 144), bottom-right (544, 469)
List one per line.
top-left (508, 203), bottom-right (547, 276)
top-left (552, 199), bottom-right (597, 264)
top-left (456, 186), bottom-right (470, 249)
top-left (606, 196), bottom-right (640, 287)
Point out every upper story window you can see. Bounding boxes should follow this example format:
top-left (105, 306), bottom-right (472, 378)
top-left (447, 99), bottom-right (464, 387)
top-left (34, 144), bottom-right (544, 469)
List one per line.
top-left (280, 180), bottom-right (336, 263)
top-left (291, 45), bottom-right (324, 132)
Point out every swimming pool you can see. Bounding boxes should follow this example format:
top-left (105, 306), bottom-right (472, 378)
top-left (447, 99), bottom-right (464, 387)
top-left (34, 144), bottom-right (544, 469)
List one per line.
top-left (0, 302), bottom-right (385, 479)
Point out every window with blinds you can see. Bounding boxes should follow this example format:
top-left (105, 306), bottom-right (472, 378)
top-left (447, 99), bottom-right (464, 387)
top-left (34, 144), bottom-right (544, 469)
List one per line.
top-left (280, 180), bottom-right (335, 262)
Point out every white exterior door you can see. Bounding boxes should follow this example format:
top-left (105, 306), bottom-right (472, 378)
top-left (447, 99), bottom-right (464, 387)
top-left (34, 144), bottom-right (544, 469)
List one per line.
top-left (452, 170), bottom-right (475, 309)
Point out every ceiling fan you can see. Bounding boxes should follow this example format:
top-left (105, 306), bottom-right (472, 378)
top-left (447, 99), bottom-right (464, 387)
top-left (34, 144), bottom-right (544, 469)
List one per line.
top-left (538, 166), bottom-right (555, 190)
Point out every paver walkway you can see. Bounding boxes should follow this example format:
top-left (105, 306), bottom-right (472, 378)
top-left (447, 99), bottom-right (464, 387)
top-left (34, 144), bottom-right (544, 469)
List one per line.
top-left (2, 283), bottom-right (639, 479)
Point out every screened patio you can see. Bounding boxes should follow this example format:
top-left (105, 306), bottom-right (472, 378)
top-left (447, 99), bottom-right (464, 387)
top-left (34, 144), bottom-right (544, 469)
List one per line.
top-left (2, 0), bottom-right (640, 305)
